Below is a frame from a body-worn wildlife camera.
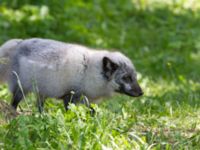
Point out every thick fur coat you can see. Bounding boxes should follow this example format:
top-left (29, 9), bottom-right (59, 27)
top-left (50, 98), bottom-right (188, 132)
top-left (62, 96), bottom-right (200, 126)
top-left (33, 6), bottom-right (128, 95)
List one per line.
top-left (1, 38), bottom-right (143, 111)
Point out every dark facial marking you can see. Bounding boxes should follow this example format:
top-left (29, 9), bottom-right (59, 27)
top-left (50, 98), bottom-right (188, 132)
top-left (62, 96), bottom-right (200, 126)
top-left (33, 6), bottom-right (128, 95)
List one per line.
top-left (122, 74), bottom-right (132, 83)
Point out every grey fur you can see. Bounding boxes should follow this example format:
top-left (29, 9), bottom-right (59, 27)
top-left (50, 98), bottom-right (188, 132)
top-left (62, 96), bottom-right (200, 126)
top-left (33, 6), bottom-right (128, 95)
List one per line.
top-left (8, 38), bottom-right (143, 110)
top-left (0, 39), bottom-right (23, 83)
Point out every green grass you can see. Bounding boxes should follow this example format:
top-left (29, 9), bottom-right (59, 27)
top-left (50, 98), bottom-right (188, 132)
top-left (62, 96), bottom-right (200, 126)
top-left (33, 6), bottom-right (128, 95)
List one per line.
top-left (0, 0), bottom-right (200, 149)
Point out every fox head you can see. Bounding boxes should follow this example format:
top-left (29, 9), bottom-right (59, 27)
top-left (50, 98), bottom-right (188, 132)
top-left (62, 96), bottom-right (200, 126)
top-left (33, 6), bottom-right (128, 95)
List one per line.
top-left (102, 53), bottom-right (143, 97)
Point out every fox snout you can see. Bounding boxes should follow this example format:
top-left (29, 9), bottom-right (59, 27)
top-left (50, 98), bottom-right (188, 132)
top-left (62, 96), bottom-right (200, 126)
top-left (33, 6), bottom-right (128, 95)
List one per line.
top-left (130, 84), bottom-right (143, 97)
top-left (116, 81), bottom-right (143, 97)
top-left (125, 83), bottom-right (143, 97)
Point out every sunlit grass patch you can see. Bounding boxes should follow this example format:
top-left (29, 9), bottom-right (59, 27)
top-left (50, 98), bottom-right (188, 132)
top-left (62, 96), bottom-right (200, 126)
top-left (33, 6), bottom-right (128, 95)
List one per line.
top-left (0, 104), bottom-right (149, 149)
top-left (132, 0), bottom-right (200, 11)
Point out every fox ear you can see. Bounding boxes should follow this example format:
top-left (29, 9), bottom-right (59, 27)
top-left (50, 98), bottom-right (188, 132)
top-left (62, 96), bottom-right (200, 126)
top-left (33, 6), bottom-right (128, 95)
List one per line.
top-left (102, 57), bottom-right (119, 80)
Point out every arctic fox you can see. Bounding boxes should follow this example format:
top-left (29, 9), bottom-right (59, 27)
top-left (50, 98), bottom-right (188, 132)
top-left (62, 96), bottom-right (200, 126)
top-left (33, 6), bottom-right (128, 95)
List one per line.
top-left (3, 38), bottom-right (143, 111)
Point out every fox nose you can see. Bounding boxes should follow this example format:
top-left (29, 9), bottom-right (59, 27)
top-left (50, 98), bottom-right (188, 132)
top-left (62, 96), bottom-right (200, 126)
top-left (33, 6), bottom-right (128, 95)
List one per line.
top-left (135, 86), bottom-right (143, 96)
top-left (138, 91), bottom-right (143, 96)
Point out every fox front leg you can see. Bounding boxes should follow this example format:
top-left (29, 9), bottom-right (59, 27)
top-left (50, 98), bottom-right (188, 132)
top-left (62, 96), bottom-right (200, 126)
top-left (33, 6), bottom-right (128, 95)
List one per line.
top-left (61, 91), bottom-right (95, 114)
top-left (61, 91), bottom-right (81, 111)
top-left (62, 94), bottom-right (73, 111)
top-left (63, 93), bottom-right (95, 115)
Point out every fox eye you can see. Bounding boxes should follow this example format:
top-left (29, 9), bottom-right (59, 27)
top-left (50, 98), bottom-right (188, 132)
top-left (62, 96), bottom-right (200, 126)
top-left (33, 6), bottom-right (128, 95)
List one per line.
top-left (122, 75), bottom-right (132, 83)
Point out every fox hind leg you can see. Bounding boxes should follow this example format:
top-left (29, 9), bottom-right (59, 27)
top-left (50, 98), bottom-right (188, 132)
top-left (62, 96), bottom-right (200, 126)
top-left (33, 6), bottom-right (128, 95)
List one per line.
top-left (36, 95), bottom-right (46, 113)
top-left (11, 86), bottom-right (24, 110)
